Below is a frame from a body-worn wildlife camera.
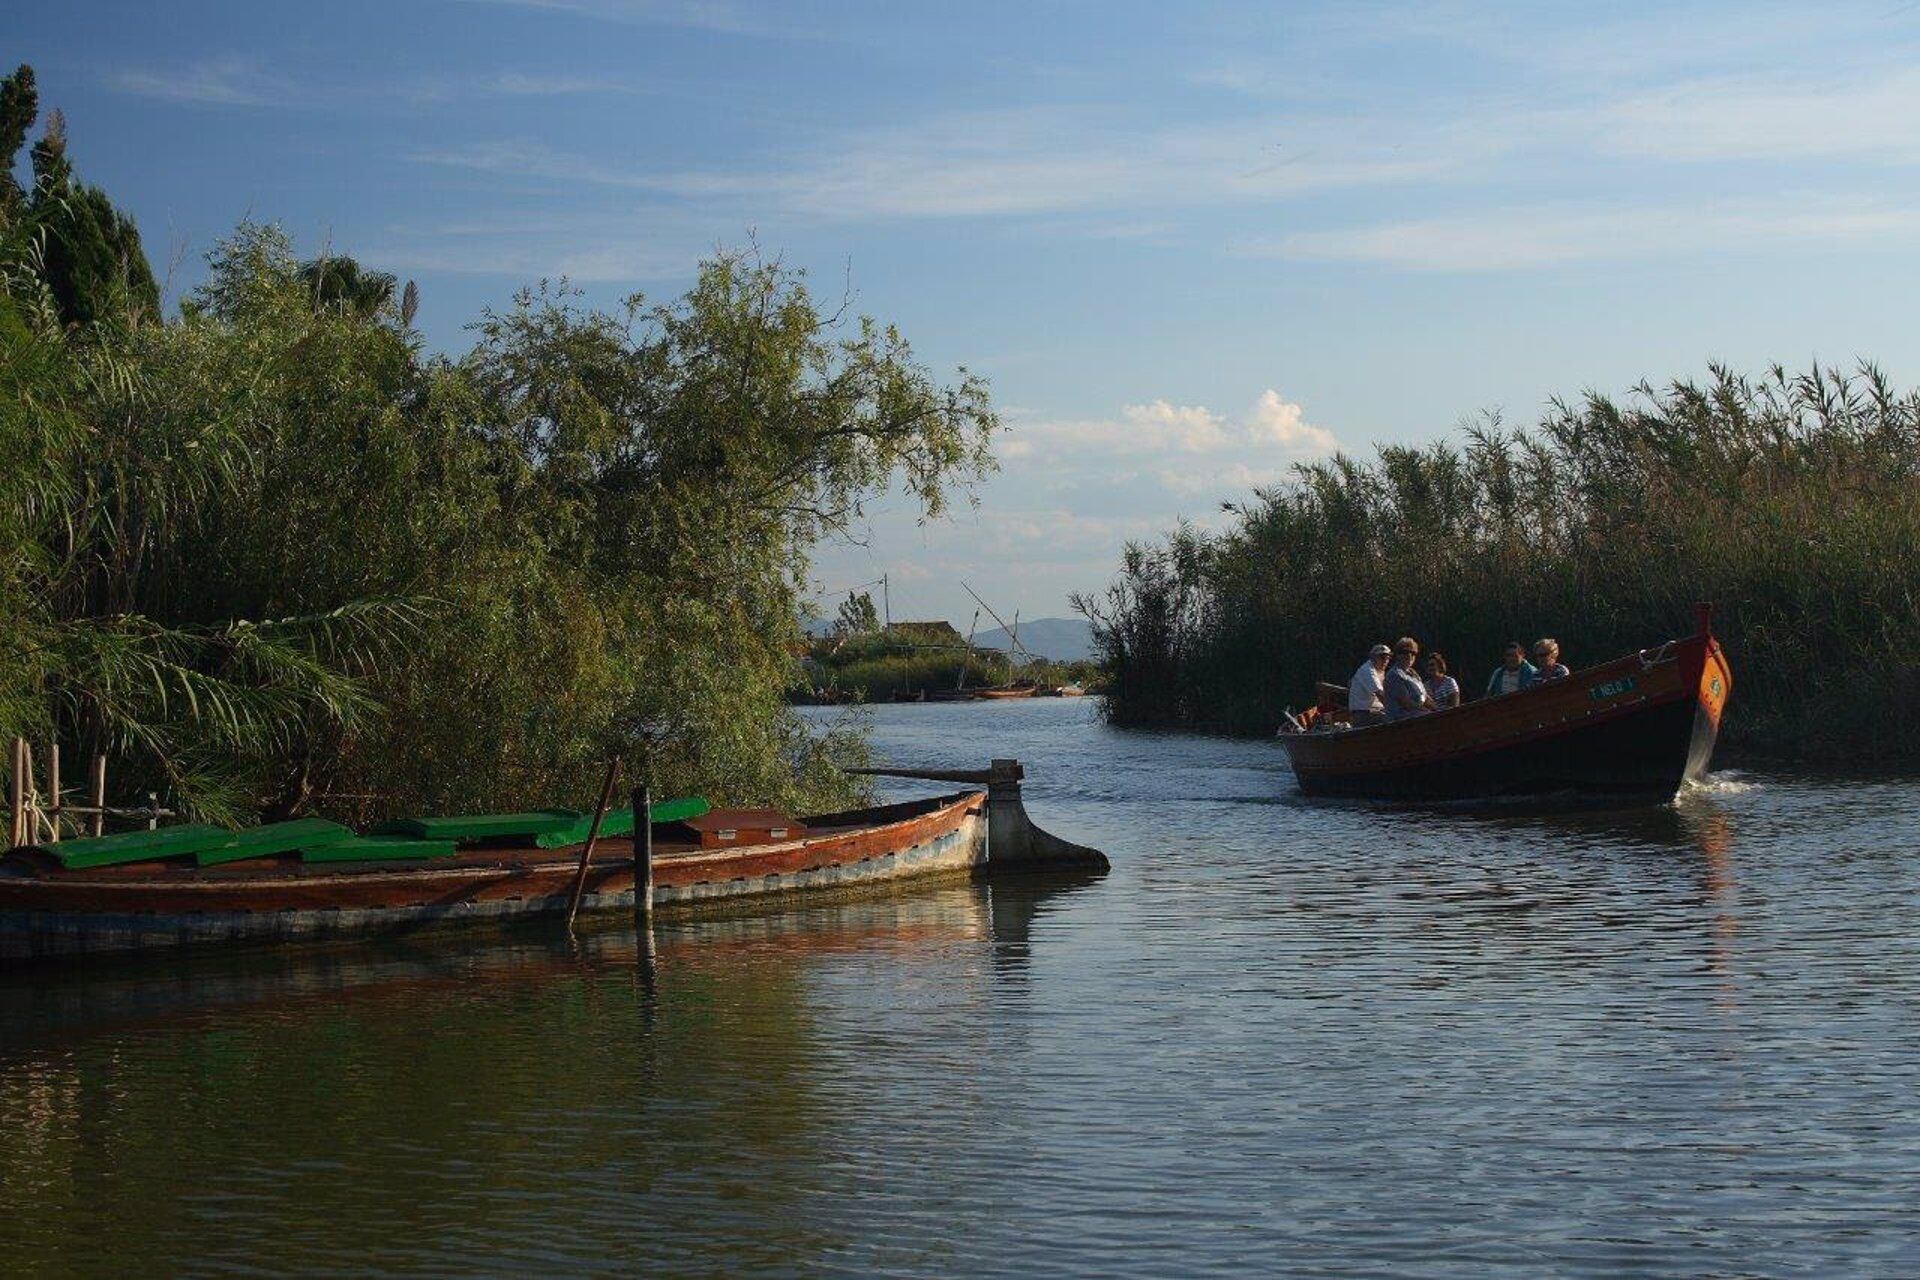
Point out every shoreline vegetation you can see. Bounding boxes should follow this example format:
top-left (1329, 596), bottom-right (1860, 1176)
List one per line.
top-left (1, 63), bottom-right (996, 828)
top-left (1078, 363), bottom-right (1920, 765)
top-left (791, 627), bottom-right (1101, 705)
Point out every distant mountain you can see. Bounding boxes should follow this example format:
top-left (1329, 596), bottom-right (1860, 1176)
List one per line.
top-left (977, 617), bottom-right (1095, 663)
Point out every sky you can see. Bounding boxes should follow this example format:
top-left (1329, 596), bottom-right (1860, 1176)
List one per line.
top-left (11, 1), bottom-right (1920, 627)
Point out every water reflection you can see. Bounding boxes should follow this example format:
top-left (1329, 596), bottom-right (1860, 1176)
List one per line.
top-left (5, 700), bottom-right (1919, 1276)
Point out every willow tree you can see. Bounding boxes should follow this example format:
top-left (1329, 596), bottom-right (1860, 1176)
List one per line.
top-left (415, 252), bottom-right (998, 815)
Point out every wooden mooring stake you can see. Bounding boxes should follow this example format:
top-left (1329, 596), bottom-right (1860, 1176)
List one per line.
top-left (633, 782), bottom-right (654, 918)
top-left (564, 758), bottom-right (622, 931)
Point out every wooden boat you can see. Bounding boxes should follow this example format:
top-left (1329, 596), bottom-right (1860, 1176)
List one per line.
top-left (0, 762), bottom-right (1105, 960)
top-left (1278, 606), bottom-right (1731, 801)
top-left (974, 684), bottom-right (1038, 700)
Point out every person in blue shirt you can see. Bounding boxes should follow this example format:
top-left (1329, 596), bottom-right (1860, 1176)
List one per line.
top-left (1485, 640), bottom-right (1537, 697)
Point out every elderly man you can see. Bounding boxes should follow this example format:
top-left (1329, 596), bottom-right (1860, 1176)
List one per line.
top-left (1348, 643), bottom-right (1391, 725)
top-left (1384, 636), bottom-right (1434, 720)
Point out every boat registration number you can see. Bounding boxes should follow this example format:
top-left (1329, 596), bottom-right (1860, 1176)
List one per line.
top-left (1590, 676), bottom-right (1637, 701)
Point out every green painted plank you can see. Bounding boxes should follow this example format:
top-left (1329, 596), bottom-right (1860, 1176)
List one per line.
top-left (370, 809), bottom-right (583, 842)
top-left (47, 823), bottom-right (236, 871)
top-left (196, 819), bottom-right (358, 866)
top-left (531, 796), bottom-right (711, 848)
top-left (302, 836), bottom-right (460, 863)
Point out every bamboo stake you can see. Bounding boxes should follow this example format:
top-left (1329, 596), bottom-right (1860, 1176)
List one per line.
top-left (19, 740), bottom-right (39, 846)
top-left (563, 758), bottom-right (622, 931)
top-left (8, 738), bottom-right (23, 848)
top-left (47, 742), bottom-right (60, 843)
top-left (90, 755), bottom-right (107, 838)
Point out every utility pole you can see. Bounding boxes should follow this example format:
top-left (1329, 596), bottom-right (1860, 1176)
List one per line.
top-left (882, 573), bottom-right (891, 630)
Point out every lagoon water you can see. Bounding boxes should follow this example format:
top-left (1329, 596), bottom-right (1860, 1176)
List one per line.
top-left (3, 698), bottom-right (1918, 1276)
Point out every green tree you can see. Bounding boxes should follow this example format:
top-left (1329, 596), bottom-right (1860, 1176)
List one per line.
top-left (0, 64), bottom-right (34, 215)
top-left (298, 255), bottom-right (401, 318)
top-left (4, 218), bottom-right (996, 825)
top-left (0, 65), bottom-right (159, 328)
top-left (836, 591), bottom-right (880, 636)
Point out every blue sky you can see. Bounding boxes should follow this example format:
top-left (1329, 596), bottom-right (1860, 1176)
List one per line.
top-left (12, 1), bottom-right (1920, 627)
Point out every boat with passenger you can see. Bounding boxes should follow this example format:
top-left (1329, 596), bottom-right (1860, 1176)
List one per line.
top-left (1, 761), bottom-right (1103, 960)
top-left (1278, 606), bottom-right (1731, 802)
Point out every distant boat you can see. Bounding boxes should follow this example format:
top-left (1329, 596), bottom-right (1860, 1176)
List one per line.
top-left (1278, 606), bottom-right (1731, 802)
top-left (974, 684), bottom-right (1038, 700)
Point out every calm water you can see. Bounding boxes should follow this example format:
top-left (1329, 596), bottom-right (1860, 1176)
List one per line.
top-left (3, 699), bottom-right (1918, 1277)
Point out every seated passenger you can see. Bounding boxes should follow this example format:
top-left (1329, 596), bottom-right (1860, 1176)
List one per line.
top-left (1424, 651), bottom-right (1461, 709)
top-left (1348, 643), bottom-right (1391, 725)
top-left (1533, 638), bottom-right (1570, 680)
top-left (1485, 641), bottom-right (1537, 696)
top-left (1384, 637), bottom-right (1434, 720)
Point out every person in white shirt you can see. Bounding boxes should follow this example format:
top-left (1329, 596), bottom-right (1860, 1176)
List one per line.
top-left (1424, 651), bottom-right (1461, 709)
top-left (1348, 644), bottom-right (1391, 724)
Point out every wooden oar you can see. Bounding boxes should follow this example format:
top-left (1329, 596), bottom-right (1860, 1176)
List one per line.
top-left (564, 758), bottom-right (622, 931)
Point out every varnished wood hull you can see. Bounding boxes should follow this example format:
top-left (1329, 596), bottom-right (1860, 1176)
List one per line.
top-left (0, 793), bottom-right (989, 960)
top-left (1282, 627), bottom-right (1731, 802)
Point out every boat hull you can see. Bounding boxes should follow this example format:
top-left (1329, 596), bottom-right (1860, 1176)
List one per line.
top-left (0, 793), bottom-right (989, 961)
top-left (1283, 629), bottom-right (1731, 802)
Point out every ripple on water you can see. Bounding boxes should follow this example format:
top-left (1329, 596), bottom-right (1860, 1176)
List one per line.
top-left (0, 700), bottom-right (1917, 1275)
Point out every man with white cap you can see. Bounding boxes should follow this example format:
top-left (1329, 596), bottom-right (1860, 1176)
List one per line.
top-left (1348, 643), bottom-right (1391, 725)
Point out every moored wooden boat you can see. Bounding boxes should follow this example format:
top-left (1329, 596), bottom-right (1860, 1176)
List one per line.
top-left (1279, 606), bottom-right (1731, 801)
top-left (0, 762), bottom-right (1104, 960)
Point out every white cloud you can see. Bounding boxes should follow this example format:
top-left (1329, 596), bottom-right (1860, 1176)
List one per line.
top-left (1595, 68), bottom-right (1920, 163)
top-left (450, 0), bottom-right (807, 37)
top-left (417, 105), bottom-right (1491, 220)
top-left (111, 57), bottom-right (285, 106)
top-left (112, 61), bottom-right (640, 109)
top-left (1247, 389), bottom-right (1338, 452)
top-left (363, 211), bottom-right (706, 283)
top-left (1007, 390), bottom-right (1337, 462)
top-left (1244, 198), bottom-right (1920, 272)
top-left (1122, 400), bottom-right (1231, 452)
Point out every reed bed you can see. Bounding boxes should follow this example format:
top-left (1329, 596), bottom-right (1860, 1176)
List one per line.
top-left (1079, 363), bottom-right (1920, 764)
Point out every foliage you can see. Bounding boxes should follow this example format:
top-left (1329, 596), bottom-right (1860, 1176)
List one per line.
top-left (3, 195), bottom-right (996, 824)
top-left (298, 255), bottom-right (401, 318)
top-left (0, 66), bottom-right (158, 328)
top-left (835, 590), bottom-right (880, 636)
top-left (1080, 363), bottom-right (1920, 763)
top-left (796, 629), bottom-right (1099, 702)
